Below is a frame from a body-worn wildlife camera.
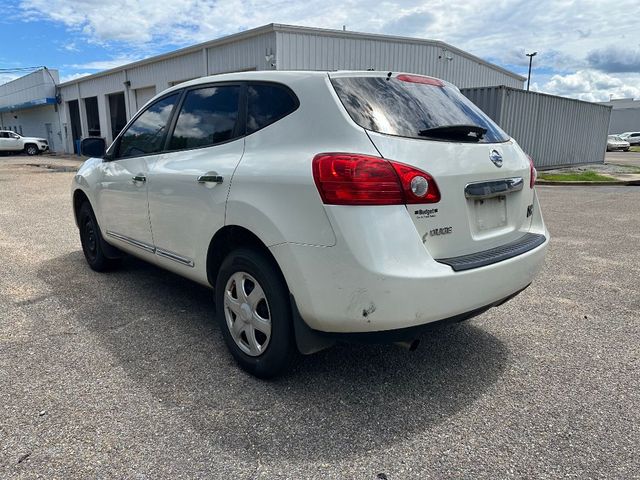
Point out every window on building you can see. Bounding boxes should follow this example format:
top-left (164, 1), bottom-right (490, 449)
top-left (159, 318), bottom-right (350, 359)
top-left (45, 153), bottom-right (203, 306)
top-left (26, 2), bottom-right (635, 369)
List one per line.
top-left (116, 93), bottom-right (179, 159)
top-left (168, 85), bottom-right (240, 151)
top-left (246, 83), bottom-right (299, 134)
top-left (84, 97), bottom-right (101, 137)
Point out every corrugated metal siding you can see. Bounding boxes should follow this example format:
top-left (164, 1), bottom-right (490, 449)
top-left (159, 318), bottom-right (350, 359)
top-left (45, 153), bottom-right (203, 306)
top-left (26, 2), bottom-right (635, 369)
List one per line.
top-left (462, 86), bottom-right (612, 168)
top-left (0, 70), bottom-right (57, 106)
top-left (276, 31), bottom-right (523, 89)
top-left (129, 50), bottom-right (204, 89)
top-left (208, 32), bottom-right (276, 74)
top-left (608, 108), bottom-right (640, 134)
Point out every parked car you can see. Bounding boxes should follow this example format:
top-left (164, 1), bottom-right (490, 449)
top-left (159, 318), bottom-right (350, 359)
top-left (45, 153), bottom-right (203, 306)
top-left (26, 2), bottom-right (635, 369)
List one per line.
top-left (606, 135), bottom-right (630, 151)
top-left (0, 130), bottom-right (49, 155)
top-left (619, 132), bottom-right (640, 146)
top-left (71, 71), bottom-right (549, 377)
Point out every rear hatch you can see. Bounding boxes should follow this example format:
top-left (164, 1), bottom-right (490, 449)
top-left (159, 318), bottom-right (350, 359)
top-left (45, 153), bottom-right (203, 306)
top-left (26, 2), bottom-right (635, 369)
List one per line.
top-left (329, 72), bottom-right (536, 260)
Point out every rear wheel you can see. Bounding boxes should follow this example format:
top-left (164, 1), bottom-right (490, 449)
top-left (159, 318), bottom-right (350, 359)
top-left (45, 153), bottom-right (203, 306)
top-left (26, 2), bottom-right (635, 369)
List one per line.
top-left (215, 248), bottom-right (294, 378)
top-left (78, 202), bottom-right (119, 272)
top-left (25, 144), bottom-right (39, 156)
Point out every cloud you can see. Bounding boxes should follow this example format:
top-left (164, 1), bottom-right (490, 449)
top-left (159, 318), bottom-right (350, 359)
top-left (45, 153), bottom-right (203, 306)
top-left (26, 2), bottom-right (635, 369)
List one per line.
top-left (587, 46), bottom-right (640, 73)
top-left (541, 70), bottom-right (640, 102)
top-left (383, 11), bottom-right (434, 36)
top-left (14, 0), bottom-right (640, 101)
top-left (62, 41), bottom-right (79, 52)
top-left (0, 73), bottom-right (20, 86)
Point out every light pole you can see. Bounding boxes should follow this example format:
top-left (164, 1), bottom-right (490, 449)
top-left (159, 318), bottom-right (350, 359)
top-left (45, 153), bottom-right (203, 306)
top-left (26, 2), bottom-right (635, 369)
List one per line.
top-left (526, 52), bottom-right (537, 91)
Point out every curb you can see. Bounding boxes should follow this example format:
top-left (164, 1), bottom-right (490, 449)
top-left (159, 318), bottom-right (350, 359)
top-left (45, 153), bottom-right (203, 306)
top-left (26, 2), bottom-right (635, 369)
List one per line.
top-left (537, 180), bottom-right (640, 186)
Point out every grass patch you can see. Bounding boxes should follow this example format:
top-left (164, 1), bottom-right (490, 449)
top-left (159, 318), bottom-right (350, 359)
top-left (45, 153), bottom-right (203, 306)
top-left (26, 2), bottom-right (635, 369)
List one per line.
top-left (538, 171), bottom-right (617, 182)
top-left (630, 146), bottom-right (640, 152)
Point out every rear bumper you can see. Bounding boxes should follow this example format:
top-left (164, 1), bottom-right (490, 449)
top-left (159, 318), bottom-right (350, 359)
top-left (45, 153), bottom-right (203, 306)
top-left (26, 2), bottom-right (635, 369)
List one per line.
top-left (270, 193), bottom-right (548, 334)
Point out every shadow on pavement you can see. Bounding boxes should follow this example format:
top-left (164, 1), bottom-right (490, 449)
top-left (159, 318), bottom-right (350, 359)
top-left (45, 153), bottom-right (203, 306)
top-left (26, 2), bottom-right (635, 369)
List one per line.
top-left (39, 251), bottom-right (509, 461)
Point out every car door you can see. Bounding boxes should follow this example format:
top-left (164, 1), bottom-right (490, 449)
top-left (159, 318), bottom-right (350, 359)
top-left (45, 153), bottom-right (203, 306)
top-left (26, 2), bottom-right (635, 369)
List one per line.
top-left (97, 92), bottom-right (181, 254)
top-left (146, 84), bottom-right (244, 278)
top-left (0, 132), bottom-right (21, 151)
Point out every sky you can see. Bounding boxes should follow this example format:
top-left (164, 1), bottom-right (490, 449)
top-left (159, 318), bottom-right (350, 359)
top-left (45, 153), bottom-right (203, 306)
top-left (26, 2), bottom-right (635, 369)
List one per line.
top-left (1, 0), bottom-right (639, 102)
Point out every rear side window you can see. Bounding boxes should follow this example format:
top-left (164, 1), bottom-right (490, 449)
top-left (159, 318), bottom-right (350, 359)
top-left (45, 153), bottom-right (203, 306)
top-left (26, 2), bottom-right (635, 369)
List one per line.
top-left (331, 76), bottom-right (509, 143)
top-left (246, 84), bottom-right (298, 134)
top-left (168, 86), bottom-right (241, 150)
top-left (117, 93), bottom-right (179, 158)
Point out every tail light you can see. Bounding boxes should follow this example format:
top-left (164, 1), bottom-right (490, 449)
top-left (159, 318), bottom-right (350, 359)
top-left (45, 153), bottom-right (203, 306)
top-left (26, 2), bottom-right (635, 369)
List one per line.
top-left (527, 154), bottom-right (537, 188)
top-left (312, 153), bottom-right (440, 205)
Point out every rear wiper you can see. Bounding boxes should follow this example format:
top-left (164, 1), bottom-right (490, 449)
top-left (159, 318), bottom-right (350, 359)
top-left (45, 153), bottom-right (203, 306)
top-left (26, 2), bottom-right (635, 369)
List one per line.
top-left (418, 124), bottom-right (487, 141)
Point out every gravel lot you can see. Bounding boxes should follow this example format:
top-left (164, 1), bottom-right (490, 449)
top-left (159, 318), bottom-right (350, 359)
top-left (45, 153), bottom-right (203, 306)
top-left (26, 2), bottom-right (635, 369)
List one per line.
top-left (1, 157), bottom-right (638, 479)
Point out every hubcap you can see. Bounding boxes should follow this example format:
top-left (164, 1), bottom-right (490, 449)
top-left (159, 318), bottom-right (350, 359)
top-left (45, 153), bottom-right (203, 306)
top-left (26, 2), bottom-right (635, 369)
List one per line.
top-left (223, 272), bottom-right (271, 357)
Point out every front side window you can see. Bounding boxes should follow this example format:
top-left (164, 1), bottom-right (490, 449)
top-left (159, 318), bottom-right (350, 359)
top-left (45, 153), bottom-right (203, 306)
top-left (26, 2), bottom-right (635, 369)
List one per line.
top-left (168, 86), bottom-right (240, 151)
top-left (117, 93), bottom-right (179, 158)
top-left (246, 84), bottom-right (298, 134)
top-left (331, 75), bottom-right (509, 143)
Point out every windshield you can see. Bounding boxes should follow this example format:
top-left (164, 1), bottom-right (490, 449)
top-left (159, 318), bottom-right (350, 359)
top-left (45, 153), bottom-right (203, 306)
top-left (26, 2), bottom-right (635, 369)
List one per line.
top-left (330, 75), bottom-right (509, 143)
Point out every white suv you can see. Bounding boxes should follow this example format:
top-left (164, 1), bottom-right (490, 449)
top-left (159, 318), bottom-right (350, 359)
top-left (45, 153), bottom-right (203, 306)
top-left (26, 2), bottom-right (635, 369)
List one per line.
top-left (0, 130), bottom-right (49, 155)
top-left (72, 71), bottom-right (548, 377)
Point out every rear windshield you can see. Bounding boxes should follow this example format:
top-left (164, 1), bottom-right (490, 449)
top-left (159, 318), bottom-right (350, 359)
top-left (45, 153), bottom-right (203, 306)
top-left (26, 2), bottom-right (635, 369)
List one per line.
top-left (330, 76), bottom-right (509, 143)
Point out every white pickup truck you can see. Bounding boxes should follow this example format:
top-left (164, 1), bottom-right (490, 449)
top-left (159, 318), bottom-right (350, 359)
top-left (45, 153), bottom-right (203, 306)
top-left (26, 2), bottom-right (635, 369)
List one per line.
top-left (0, 130), bottom-right (49, 155)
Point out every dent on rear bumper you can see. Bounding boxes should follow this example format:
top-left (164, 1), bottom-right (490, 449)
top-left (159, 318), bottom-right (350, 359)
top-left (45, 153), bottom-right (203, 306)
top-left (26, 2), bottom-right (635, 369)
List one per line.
top-left (272, 237), bottom-right (548, 333)
top-left (271, 195), bottom-right (548, 334)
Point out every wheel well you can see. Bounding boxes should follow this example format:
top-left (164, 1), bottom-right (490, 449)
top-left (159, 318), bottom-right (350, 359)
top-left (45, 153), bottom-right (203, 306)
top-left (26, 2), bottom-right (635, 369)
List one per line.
top-left (73, 189), bottom-right (90, 226)
top-left (24, 143), bottom-right (37, 149)
top-left (206, 226), bottom-right (283, 288)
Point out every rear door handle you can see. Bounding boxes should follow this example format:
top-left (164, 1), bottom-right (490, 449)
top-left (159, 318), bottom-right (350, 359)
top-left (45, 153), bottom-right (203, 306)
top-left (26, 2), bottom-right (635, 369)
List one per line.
top-left (132, 175), bottom-right (146, 183)
top-left (197, 173), bottom-right (224, 184)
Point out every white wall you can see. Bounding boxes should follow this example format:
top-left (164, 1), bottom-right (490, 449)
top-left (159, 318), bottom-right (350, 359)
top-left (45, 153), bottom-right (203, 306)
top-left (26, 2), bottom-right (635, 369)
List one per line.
top-left (0, 104), bottom-right (63, 152)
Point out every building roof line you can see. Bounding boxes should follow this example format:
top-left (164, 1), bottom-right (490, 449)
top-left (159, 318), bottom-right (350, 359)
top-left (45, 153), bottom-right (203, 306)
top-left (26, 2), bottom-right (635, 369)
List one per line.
top-left (271, 24), bottom-right (526, 81)
top-left (57, 24), bottom-right (277, 87)
top-left (58, 23), bottom-right (525, 88)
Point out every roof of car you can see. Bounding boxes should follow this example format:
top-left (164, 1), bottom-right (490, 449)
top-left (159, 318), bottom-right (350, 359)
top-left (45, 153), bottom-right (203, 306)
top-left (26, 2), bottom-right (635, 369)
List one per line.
top-left (160, 69), bottom-right (455, 97)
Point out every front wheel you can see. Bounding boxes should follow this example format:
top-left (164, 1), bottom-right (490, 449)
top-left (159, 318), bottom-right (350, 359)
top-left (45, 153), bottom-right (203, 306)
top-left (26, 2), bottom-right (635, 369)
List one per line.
top-left (78, 202), bottom-right (119, 272)
top-left (215, 248), bottom-right (295, 378)
top-left (25, 144), bottom-right (39, 156)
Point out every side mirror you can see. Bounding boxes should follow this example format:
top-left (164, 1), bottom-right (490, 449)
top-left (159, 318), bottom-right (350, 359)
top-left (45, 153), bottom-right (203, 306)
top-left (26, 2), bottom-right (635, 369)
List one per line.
top-left (80, 137), bottom-right (106, 158)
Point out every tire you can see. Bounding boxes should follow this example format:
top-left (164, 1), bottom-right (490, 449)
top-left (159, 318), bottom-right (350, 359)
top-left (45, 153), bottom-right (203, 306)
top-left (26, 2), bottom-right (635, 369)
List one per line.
top-left (78, 202), bottom-right (119, 272)
top-left (25, 144), bottom-right (39, 156)
top-left (215, 248), bottom-right (294, 378)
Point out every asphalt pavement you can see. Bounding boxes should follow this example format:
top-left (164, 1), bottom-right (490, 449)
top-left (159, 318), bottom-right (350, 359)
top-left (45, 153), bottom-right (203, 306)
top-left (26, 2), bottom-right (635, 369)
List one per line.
top-left (1, 156), bottom-right (638, 479)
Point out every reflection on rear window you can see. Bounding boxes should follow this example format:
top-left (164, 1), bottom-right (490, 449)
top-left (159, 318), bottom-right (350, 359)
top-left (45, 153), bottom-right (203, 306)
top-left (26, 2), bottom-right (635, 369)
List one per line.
top-left (331, 76), bottom-right (509, 143)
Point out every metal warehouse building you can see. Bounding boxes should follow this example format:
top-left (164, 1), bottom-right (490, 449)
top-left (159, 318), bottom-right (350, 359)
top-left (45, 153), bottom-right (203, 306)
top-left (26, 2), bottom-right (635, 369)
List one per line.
top-left (0, 68), bottom-right (62, 150)
top-left (1, 23), bottom-right (524, 154)
top-left (598, 98), bottom-right (640, 134)
top-left (1, 23), bottom-right (613, 168)
top-left (462, 86), bottom-right (612, 168)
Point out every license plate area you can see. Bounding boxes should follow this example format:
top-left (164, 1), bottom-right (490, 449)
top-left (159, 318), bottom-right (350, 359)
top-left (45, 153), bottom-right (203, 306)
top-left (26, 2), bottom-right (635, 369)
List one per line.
top-left (474, 195), bottom-right (507, 231)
